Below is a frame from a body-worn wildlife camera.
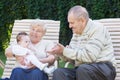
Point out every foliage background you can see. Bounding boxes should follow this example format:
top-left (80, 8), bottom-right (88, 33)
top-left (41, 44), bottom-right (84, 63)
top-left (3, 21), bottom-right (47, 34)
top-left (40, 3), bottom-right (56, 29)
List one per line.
top-left (0, 0), bottom-right (120, 67)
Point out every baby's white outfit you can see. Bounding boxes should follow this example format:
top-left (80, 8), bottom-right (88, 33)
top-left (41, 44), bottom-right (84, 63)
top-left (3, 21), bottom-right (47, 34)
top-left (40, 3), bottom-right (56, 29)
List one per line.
top-left (11, 40), bottom-right (56, 74)
top-left (12, 45), bottom-right (48, 70)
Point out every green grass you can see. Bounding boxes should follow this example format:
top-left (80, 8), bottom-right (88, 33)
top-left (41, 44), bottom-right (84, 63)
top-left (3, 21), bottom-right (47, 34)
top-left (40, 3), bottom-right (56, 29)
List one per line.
top-left (0, 51), bottom-right (6, 63)
top-left (58, 59), bottom-right (74, 68)
top-left (0, 68), bottom-right (3, 78)
top-left (0, 51), bottom-right (6, 78)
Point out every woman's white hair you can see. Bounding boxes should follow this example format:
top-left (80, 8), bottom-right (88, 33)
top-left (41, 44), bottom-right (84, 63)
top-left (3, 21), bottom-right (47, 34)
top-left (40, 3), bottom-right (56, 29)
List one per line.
top-left (30, 19), bottom-right (47, 33)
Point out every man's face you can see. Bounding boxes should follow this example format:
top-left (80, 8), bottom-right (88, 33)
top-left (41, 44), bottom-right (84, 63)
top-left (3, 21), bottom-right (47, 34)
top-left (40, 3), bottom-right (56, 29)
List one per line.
top-left (68, 13), bottom-right (86, 34)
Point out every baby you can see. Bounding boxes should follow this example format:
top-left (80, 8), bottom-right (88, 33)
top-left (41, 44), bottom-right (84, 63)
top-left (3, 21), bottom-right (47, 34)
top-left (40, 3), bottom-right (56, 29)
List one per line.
top-left (11, 32), bottom-right (55, 74)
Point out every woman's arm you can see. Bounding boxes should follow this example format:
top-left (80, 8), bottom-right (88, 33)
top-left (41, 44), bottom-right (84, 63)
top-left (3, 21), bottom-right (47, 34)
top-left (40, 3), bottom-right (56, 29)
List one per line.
top-left (5, 47), bottom-right (14, 58)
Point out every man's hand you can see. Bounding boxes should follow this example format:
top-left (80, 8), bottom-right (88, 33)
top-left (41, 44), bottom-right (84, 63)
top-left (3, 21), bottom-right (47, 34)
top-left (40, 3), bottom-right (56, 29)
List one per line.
top-left (47, 43), bottom-right (64, 56)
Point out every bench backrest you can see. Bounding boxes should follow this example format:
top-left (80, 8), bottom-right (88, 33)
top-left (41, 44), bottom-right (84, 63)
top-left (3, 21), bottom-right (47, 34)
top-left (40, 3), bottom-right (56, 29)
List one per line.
top-left (2, 19), bottom-right (60, 79)
top-left (95, 18), bottom-right (120, 80)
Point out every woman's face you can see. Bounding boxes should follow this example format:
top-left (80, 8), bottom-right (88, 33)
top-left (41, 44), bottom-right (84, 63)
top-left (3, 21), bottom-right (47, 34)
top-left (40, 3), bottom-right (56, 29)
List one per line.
top-left (29, 25), bottom-right (45, 44)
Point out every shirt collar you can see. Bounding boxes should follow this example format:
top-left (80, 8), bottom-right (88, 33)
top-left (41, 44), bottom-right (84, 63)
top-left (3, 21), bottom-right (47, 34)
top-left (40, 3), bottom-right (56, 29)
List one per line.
top-left (83, 19), bottom-right (93, 34)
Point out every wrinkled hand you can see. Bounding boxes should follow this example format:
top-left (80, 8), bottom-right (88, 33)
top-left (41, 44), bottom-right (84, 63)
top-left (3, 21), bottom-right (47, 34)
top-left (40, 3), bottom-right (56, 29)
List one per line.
top-left (47, 43), bottom-right (64, 56)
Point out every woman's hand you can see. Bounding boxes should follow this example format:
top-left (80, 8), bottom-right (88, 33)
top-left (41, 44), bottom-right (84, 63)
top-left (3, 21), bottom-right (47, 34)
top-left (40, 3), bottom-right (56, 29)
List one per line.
top-left (16, 56), bottom-right (35, 69)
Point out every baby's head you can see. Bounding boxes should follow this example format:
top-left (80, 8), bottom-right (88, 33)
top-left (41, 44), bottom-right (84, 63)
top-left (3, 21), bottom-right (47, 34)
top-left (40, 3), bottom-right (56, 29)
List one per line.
top-left (16, 32), bottom-right (30, 48)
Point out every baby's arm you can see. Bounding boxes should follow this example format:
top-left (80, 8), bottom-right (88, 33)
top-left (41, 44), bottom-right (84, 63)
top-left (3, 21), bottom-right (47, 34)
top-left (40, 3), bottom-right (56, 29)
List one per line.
top-left (39, 54), bottom-right (55, 66)
top-left (40, 41), bottom-right (56, 65)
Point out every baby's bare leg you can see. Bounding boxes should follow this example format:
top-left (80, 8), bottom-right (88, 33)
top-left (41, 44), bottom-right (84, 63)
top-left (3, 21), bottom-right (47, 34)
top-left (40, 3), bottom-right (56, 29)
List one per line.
top-left (25, 54), bottom-right (48, 70)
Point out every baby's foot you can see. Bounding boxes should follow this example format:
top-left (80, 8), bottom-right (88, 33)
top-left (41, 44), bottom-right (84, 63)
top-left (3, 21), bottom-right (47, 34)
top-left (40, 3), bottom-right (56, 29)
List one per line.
top-left (39, 63), bottom-right (48, 70)
top-left (44, 66), bottom-right (56, 74)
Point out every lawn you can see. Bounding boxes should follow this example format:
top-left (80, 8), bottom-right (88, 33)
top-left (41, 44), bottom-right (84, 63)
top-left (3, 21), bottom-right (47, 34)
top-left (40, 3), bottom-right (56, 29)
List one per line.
top-left (0, 51), bottom-right (6, 78)
top-left (0, 68), bottom-right (3, 77)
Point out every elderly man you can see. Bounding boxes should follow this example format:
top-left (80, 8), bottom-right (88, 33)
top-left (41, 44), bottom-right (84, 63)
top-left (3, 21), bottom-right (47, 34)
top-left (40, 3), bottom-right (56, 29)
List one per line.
top-left (48, 5), bottom-right (116, 80)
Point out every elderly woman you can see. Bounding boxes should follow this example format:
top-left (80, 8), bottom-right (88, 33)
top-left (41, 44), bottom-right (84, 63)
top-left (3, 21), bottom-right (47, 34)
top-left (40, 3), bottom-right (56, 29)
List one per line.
top-left (5, 22), bottom-right (55, 80)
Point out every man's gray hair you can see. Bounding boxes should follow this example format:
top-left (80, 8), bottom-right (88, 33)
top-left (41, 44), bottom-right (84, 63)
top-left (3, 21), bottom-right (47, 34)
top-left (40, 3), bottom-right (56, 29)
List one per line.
top-left (68, 5), bottom-right (89, 20)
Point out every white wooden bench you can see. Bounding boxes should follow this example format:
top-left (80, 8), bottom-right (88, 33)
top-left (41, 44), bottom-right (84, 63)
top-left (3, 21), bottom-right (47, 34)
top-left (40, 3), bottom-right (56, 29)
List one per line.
top-left (1, 19), bottom-right (60, 80)
top-left (2, 18), bottom-right (120, 80)
top-left (95, 18), bottom-right (120, 80)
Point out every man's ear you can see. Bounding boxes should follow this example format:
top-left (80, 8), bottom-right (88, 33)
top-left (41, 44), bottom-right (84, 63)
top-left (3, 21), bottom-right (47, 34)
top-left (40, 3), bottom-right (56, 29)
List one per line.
top-left (80, 17), bottom-right (86, 24)
top-left (80, 17), bottom-right (87, 27)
